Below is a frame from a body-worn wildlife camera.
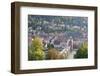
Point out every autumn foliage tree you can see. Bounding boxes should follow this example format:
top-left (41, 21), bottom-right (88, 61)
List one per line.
top-left (28, 36), bottom-right (45, 60)
top-left (47, 48), bottom-right (66, 59)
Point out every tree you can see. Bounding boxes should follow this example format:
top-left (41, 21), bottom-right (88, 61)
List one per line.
top-left (47, 48), bottom-right (65, 59)
top-left (74, 42), bottom-right (88, 58)
top-left (28, 36), bottom-right (45, 60)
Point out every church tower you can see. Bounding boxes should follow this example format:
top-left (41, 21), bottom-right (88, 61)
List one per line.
top-left (67, 36), bottom-right (73, 51)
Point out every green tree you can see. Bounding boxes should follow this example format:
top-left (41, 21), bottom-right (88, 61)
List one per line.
top-left (74, 42), bottom-right (88, 58)
top-left (28, 36), bottom-right (45, 60)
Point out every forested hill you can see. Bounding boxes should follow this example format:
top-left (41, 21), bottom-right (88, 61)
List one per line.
top-left (28, 15), bottom-right (88, 29)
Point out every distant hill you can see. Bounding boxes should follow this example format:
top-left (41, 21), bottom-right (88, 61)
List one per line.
top-left (28, 15), bottom-right (88, 39)
top-left (28, 15), bottom-right (88, 28)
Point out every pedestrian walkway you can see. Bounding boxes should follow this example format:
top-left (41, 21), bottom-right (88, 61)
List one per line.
top-left (67, 50), bottom-right (77, 59)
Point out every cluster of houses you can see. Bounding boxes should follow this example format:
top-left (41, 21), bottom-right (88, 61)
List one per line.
top-left (28, 23), bottom-right (88, 54)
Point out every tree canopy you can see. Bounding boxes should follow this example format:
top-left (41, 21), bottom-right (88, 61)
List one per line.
top-left (74, 42), bottom-right (88, 58)
top-left (28, 37), bottom-right (45, 60)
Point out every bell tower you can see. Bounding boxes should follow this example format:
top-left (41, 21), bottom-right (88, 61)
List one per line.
top-left (67, 36), bottom-right (73, 51)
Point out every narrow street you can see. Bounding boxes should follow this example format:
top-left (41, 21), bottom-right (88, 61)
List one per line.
top-left (67, 50), bottom-right (77, 59)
